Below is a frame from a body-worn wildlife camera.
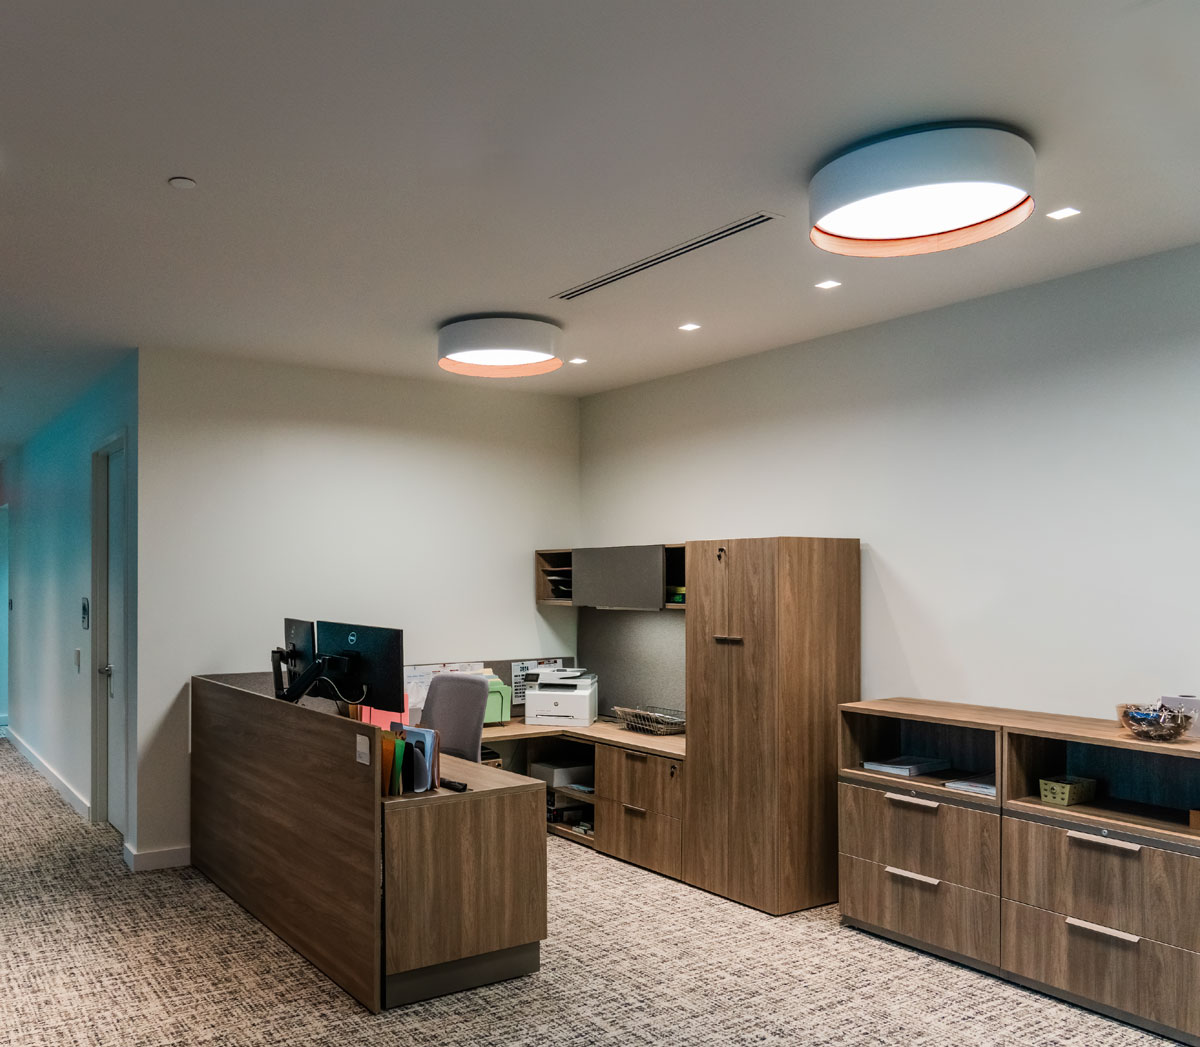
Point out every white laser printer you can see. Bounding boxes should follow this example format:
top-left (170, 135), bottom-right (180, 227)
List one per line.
top-left (523, 669), bottom-right (599, 727)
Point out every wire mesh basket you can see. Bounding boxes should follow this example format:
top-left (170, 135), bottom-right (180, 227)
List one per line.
top-left (612, 705), bottom-right (687, 735)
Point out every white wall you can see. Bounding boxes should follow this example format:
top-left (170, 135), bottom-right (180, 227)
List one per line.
top-left (0, 503), bottom-right (9, 728)
top-left (5, 356), bottom-right (138, 811)
top-left (580, 245), bottom-right (1200, 718)
top-left (136, 348), bottom-right (580, 860)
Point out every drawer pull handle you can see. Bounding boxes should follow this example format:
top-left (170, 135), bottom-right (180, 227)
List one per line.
top-left (1065, 917), bottom-right (1141, 944)
top-left (1066, 830), bottom-right (1142, 853)
top-left (623, 750), bottom-right (648, 760)
top-left (884, 792), bottom-right (941, 810)
top-left (884, 866), bottom-right (941, 887)
top-left (622, 803), bottom-right (647, 816)
top-left (713, 634), bottom-right (745, 645)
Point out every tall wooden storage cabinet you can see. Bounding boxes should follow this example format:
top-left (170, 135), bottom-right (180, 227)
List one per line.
top-left (682, 537), bottom-right (860, 914)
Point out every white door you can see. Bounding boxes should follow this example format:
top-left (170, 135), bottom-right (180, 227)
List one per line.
top-left (105, 448), bottom-right (127, 836)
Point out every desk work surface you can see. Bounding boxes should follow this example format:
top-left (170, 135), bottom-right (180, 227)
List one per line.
top-left (383, 755), bottom-right (544, 810)
top-left (483, 716), bottom-right (686, 759)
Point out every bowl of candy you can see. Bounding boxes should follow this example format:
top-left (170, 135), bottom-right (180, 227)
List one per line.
top-left (1116, 701), bottom-right (1195, 742)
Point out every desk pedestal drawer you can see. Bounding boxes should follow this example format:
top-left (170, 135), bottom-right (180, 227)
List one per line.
top-left (839, 854), bottom-right (999, 967)
top-left (595, 745), bottom-right (682, 817)
top-left (839, 783), bottom-right (998, 894)
top-left (595, 798), bottom-right (682, 879)
top-left (1003, 816), bottom-right (1200, 953)
top-left (1002, 899), bottom-right (1200, 1037)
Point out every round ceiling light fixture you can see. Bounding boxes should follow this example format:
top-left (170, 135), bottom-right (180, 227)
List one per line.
top-left (437, 316), bottom-right (563, 378)
top-left (809, 125), bottom-right (1035, 257)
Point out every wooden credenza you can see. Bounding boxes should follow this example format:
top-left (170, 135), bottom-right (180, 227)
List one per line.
top-left (839, 698), bottom-right (1200, 1045)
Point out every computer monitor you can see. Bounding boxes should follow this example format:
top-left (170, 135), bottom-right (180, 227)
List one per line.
top-left (283, 618), bottom-right (316, 686)
top-left (315, 621), bottom-right (406, 714)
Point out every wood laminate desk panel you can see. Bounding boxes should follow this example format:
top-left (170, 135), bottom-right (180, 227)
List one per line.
top-left (482, 717), bottom-right (686, 760)
top-left (384, 759), bottom-right (545, 976)
top-left (192, 675), bottom-right (382, 1011)
top-left (192, 675), bottom-right (548, 1013)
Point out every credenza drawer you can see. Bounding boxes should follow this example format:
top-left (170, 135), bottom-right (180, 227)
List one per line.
top-left (595, 744), bottom-right (683, 818)
top-left (1003, 816), bottom-right (1200, 953)
top-left (1002, 899), bottom-right (1200, 1037)
top-left (838, 783), bottom-right (999, 894)
top-left (594, 798), bottom-right (682, 879)
top-left (839, 854), bottom-right (999, 967)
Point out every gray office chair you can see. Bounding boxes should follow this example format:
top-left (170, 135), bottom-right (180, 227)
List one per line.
top-left (417, 672), bottom-right (488, 762)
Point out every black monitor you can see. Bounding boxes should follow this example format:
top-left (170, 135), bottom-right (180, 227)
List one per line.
top-left (315, 621), bottom-right (406, 713)
top-left (283, 618), bottom-right (316, 686)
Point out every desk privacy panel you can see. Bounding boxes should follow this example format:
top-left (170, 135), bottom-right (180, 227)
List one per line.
top-left (577, 607), bottom-right (685, 717)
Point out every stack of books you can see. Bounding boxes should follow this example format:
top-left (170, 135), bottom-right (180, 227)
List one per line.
top-left (862, 755), bottom-right (951, 777)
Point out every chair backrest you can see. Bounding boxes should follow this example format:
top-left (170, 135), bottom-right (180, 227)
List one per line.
top-left (417, 672), bottom-right (488, 762)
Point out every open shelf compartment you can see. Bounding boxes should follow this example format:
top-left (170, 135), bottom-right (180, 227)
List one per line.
top-left (1005, 731), bottom-right (1200, 843)
top-left (840, 707), bottom-right (1000, 803)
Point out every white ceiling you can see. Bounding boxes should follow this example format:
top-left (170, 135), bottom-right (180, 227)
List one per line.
top-left (3, 0), bottom-right (1200, 450)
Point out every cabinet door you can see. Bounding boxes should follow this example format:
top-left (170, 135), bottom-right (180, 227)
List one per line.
top-left (683, 539), bottom-right (781, 912)
top-left (722, 538), bottom-right (780, 911)
top-left (682, 540), bottom-right (732, 897)
top-left (572, 545), bottom-right (664, 610)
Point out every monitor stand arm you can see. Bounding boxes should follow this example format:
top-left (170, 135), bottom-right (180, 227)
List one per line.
top-left (271, 649), bottom-right (350, 703)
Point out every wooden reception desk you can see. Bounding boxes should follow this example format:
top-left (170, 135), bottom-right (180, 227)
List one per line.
top-left (190, 673), bottom-right (547, 1012)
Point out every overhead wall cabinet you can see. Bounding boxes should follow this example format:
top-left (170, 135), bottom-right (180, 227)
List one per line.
top-left (683, 537), bottom-right (861, 915)
top-left (535, 544), bottom-right (686, 611)
top-left (839, 698), bottom-right (1200, 1045)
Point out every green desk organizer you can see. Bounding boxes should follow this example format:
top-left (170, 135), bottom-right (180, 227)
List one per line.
top-left (485, 679), bottom-right (512, 726)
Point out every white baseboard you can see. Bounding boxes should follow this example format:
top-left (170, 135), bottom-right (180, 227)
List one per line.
top-left (7, 728), bottom-right (90, 819)
top-left (123, 842), bottom-right (191, 872)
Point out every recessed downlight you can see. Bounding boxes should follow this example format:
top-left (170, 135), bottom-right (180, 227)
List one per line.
top-left (678, 323), bottom-right (701, 331)
top-left (1047, 207), bottom-right (1081, 220)
top-left (568, 358), bottom-right (588, 365)
top-left (815, 280), bottom-right (842, 290)
top-left (167, 176), bottom-right (197, 189)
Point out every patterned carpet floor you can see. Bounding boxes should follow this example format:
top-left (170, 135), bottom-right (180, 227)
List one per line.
top-left (0, 738), bottom-right (1173, 1047)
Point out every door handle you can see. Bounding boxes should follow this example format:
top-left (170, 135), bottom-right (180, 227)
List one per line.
top-left (713, 635), bottom-right (744, 645)
top-left (98, 664), bottom-right (114, 676)
top-left (1066, 830), bottom-right (1142, 853)
top-left (1066, 917), bottom-right (1141, 944)
top-left (623, 750), bottom-right (647, 760)
top-left (884, 866), bottom-right (941, 887)
top-left (885, 792), bottom-right (941, 810)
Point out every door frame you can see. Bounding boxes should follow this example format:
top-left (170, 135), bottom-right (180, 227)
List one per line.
top-left (90, 429), bottom-right (129, 828)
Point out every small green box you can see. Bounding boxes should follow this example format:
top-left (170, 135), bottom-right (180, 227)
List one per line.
top-left (1039, 775), bottom-right (1097, 806)
top-left (485, 678), bottom-right (512, 726)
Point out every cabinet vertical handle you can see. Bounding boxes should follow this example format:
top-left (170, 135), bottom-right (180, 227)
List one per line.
top-left (884, 866), bottom-right (941, 887)
top-left (1066, 830), bottom-right (1142, 853)
top-left (1065, 917), bottom-right (1141, 943)
top-left (884, 792), bottom-right (941, 810)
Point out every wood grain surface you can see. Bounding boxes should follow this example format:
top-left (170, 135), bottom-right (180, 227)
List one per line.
top-left (594, 744), bottom-right (683, 817)
top-left (384, 786), bottom-right (546, 975)
top-left (1003, 815), bottom-right (1200, 952)
top-left (839, 782), bottom-right (999, 894)
top-left (594, 798), bottom-right (682, 879)
top-left (840, 853), bottom-right (999, 966)
top-left (191, 676), bottom-right (383, 1011)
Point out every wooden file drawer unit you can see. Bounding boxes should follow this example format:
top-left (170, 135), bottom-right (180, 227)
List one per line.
top-left (840, 698), bottom-right (1200, 1046)
top-left (594, 744), bottom-right (684, 879)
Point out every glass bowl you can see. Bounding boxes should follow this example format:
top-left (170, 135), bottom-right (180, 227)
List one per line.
top-left (1116, 703), bottom-right (1195, 742)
